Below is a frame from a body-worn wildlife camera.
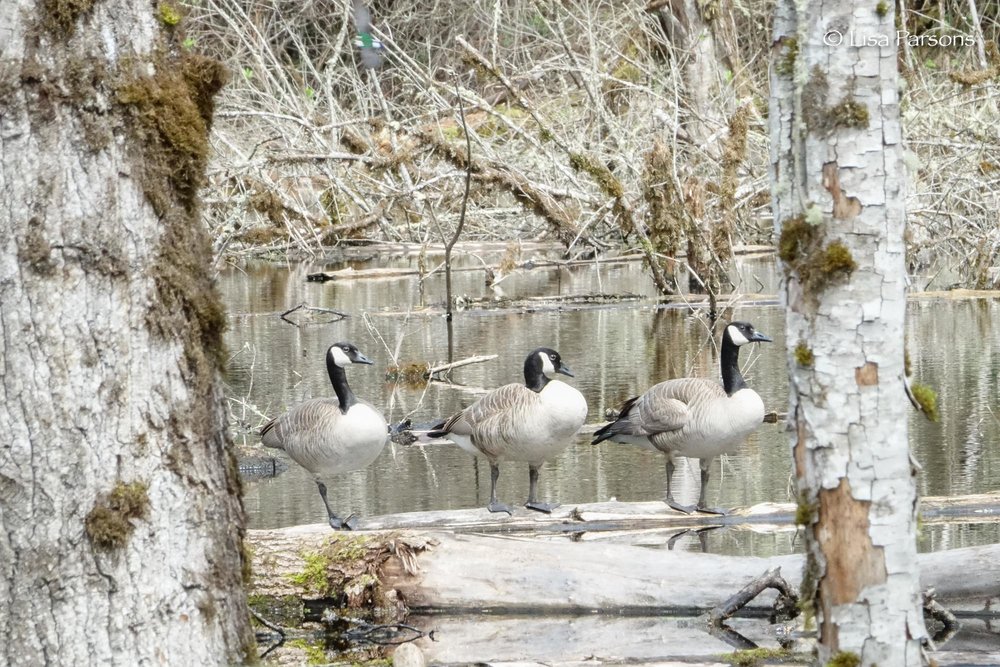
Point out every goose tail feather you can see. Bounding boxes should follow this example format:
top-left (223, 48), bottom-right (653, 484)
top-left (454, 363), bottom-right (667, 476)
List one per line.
top-left (591, 396), bottom-right (640, 445)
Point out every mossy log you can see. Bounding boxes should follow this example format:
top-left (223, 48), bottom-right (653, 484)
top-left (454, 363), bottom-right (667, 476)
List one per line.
top-left (246, 494), bottom-right (1000, 624)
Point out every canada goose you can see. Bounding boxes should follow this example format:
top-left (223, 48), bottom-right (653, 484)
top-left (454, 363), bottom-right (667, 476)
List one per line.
top-left (260, 342), bottom-right (388, 530)
top-left (592, 322), bottom-right (772, 514)
top-left (428, 348), bottom-right (588, 514)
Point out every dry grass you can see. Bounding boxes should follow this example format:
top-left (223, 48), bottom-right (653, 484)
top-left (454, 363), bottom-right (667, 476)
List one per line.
top-left (903, 58), bottom-right (1000, 289)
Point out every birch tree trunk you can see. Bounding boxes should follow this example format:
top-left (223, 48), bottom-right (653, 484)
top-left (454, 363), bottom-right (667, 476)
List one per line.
top-left (769, 2), bottom-right (928, 665)
top-left (0, 2), bottom-right (254, 664)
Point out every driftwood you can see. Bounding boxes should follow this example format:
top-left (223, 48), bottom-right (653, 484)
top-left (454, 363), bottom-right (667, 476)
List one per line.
top-left (426, 354), bottom-right (497, 378)
top-left (246, 493), bottom-right (1000, 618)
top-left (247, 495), bottom-right (1000, 665)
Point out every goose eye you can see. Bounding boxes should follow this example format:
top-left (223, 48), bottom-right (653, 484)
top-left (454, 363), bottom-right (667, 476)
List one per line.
top-left (550, 354), bottom-right (557, 360)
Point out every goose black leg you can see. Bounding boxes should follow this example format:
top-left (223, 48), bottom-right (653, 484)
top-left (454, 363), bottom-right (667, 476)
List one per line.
top-left (524, 464), bottom-right (559, 513)
top-left (695, 459), bottom-right (728, 515)
top-left (316, 480), bottom-right (358, 530)
top-left (664, 459), bottom-right (696, 514)
top-left (486, 463), bottom-right (513, 515)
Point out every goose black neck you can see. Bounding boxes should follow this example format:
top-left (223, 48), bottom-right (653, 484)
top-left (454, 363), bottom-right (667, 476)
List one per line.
top-left (327, 356), bottom-right (357, 413)
top-left (721, 336), bottom-right (746, 396)
top-left (524, 355), bottom-right (550, 393)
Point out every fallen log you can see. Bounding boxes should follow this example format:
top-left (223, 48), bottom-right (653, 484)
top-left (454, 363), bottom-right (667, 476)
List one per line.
top-left (247, 527), bottom-right (1000, 616)
top-left (246, 494), bottom-right (1000, 624)
top-left (305, 254), bottom-right (644, 282)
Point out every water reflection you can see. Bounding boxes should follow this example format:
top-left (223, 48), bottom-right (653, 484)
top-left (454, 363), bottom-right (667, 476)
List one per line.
top-left (221, 251), bottom-right (1000, 555)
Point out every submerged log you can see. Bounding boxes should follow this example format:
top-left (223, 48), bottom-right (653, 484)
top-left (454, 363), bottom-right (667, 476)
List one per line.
top-left (306, 254), bottom-right (644, 282)
top-left (353, 492), bottom-right (1000, 534)
top-left (246, 494), bottom-right (1000, 622)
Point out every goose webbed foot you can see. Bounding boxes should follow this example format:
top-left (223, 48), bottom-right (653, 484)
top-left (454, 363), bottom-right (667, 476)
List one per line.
top-left (487, 501), bottom-right (514, 515)
top-left (328, 513), bottom-right (359, 530)
top-left (695, 505), bottom-right (729, 516)
top-left (524, 501), bottom-right (559, 514)
top-left (665, 497), bottom-right (697, 514)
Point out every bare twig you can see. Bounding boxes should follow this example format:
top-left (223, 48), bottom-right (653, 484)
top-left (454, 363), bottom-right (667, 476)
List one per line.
top-left (428, 354), bottom-right (498, 379)
top-left (708, 566), bottom-right (799, 626)
top-left (922, 587), bottom-right (960, 646)
top-left (444, 89), bottom-right (473, 321)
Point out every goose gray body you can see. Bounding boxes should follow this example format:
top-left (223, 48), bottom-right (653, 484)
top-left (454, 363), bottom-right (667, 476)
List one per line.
top-left (600, 378), bottom-right (764, 459)
top-left (260, 342), bottom-right (387, 529)
top-left (429, 348), bottom-right (588, 514)
top-left (593, 322), bottom-right (771, 514)
top-left (261, 397), bottom-right (387, 475)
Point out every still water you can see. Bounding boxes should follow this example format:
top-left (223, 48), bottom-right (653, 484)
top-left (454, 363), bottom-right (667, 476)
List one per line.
top-left (221, 247), bottom-right (1000, 556)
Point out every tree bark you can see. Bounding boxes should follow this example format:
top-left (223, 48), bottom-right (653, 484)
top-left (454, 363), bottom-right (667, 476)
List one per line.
top-left (770, 1), bottom-right (926, 664)
top-left (0, 2), bottom-right (253, 664)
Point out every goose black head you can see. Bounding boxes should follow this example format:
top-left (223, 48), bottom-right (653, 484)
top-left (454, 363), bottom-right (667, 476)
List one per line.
top-left (328, 342), bottom-right (374, 368)
top-left (724, 322), bottom-right (772, 347)
top-left (533, 347), bottom-right (574, 377)
top-left (524, 347), bottom-right (574, 392)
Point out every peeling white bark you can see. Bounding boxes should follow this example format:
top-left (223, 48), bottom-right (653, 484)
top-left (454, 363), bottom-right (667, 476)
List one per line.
top-left (0, 2), bottom-right (252, 665)
top-left (770, 1), bottom-right (927, 664)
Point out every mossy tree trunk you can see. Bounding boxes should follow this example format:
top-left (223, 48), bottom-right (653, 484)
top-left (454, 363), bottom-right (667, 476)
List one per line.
top-left (0, 2), bottom-right (254, 665)
top-left (770, 1), bottom-right (927, 665)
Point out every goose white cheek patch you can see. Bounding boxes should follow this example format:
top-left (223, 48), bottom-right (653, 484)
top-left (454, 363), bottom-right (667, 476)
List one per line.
top-left (540, 352), bottom-right (556, 375)
top-left (727, 325), bottom-right (750, 346)
top-left (330, 346), bottom-right (352, 366)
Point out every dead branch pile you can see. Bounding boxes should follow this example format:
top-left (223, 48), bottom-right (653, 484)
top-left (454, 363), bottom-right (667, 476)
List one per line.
top-left (185, 0), bottom-right (999, 289)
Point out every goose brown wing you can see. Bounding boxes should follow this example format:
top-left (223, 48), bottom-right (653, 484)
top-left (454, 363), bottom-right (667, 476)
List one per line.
top-left (617, 378), bottom-right (725, 434)
top-left (430, 383), bottom-right (537, 443)
top-left (628, 381), bottom-right (693, 434)
top-left (260, 399), bottom-right (341, 449)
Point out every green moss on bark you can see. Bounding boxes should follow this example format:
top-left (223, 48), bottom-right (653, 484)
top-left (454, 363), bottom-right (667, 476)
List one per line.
top-left (116, 52), bottom-right (228, 215)
top-left (39, 0), bottom-right (97, 37)
top-left (569, 152), bottom-right (624, 198)
top-left (778, 216), bottom-right (857, 297)
top-left (911, 382), bottom-right (940, 422)
top-left (826, 652), bottom-right (861, 667)
top-left (775, 36), bottom-right (799, 76)
top-left (829, 99), bottom-right (870, 128)
top-left (794, 343), bottom-right (815, 368)
top-left (85, 481), bottom-right (150, 550)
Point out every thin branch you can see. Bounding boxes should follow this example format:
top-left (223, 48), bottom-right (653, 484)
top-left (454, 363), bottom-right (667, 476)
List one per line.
top-left (444, 88), bottom-right (473, 321)
top-left (708, 566), bottom-right (799, 626)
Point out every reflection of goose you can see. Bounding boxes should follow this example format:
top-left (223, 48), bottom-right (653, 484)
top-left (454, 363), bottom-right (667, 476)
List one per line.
top-left (428, 348), bottom-right (588, 514)
top-left (593, 322), bottom-right (772, 514)
top-left (260, 343), bottom-right (387, 529)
